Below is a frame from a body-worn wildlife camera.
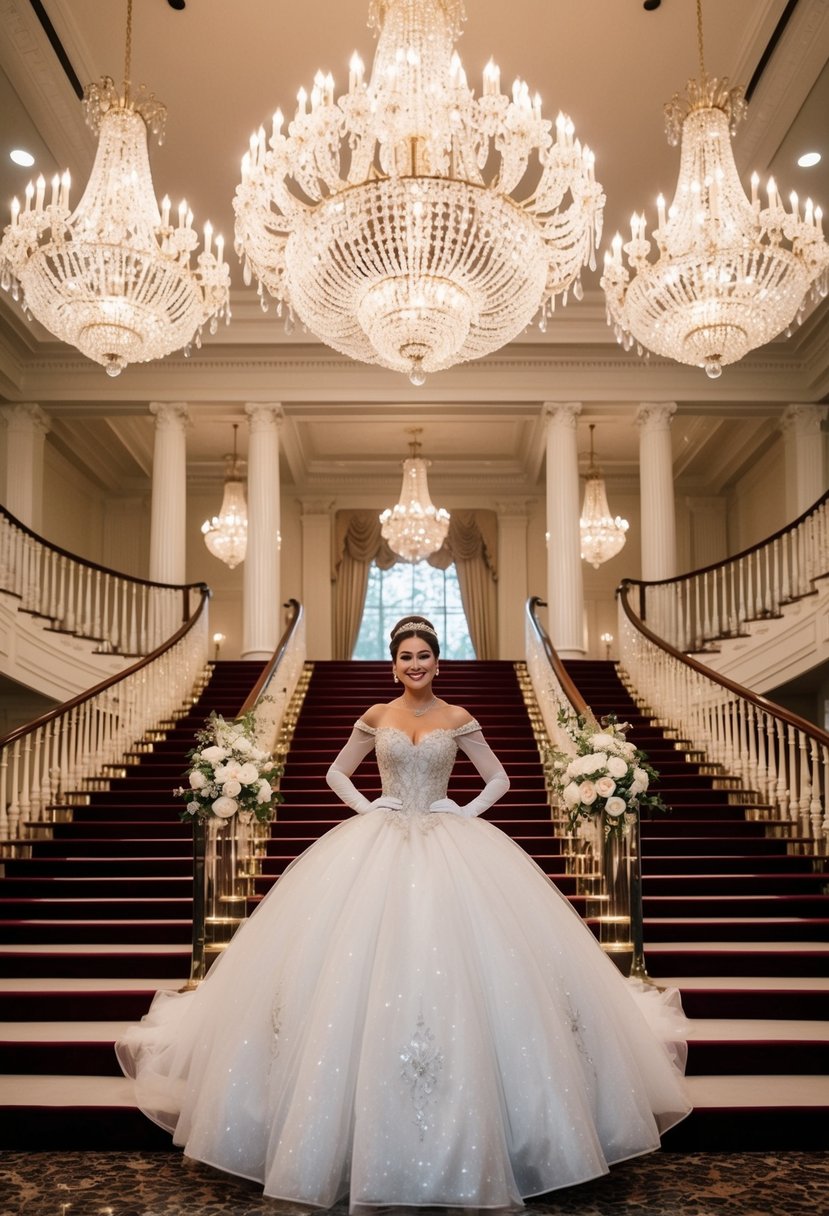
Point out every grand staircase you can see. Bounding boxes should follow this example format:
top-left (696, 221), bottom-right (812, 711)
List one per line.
top-left (1, 657), bottom-right (827, 1149)
top-left (564, 659), bottom-right (829, 1148)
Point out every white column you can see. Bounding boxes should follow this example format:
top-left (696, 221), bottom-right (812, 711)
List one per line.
top-left (780, 404), bottom-right (828, 520)
top-left (1, 404), bottom-right (50, 531)
top-left (496, 500), bottom-right (530, 659)
top-left (148, 402), bottom-right (189, 585)
top-left (243, 403), bottom-right (283, 659)
top-left (545, 403), bottom-right (585, 657)
top-left (637, 402), bottom-right (677, 581)
top-left (300, 499), bottom-right (334, 660)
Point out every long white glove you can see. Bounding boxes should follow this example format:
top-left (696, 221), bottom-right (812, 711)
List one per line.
top-left (428, 729), bottom-right (509, 818)
top-left (326, 725), bottom-right (403, 815)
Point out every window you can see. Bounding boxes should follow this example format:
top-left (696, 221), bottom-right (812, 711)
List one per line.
top-left (352, 561), bottom-right (475, 659)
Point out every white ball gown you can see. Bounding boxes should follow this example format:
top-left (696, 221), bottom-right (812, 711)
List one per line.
top-left (116, 720), bottom-right (690, 1211)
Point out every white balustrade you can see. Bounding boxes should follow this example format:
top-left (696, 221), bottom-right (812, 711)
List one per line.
top-left (0, 587), bottom-right (210, 842)
top-left (640, 493), bottom-right (828, 654)
top-left (0, 507), bottom-right (193, 657)
top-left (618, 589), bottom-right (829, 846)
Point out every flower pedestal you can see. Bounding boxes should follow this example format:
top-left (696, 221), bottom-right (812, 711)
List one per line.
top-left (204, 814), bottom-right (256, 962)
top-left (583, 812), bottom-right (647, 980)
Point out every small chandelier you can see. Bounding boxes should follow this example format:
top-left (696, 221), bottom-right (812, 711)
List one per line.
top-left (580, 425), bottom-right (628, 569)
top-left (202, 425), bottom-right (248, 569)
top-left (0, 0), bottom-right (230, 377)
top-left (234, 0), bottom-right (604, 386)
top-left (601, 0), bottom-right (829, 379)
top-left (380, 429), bottom-right (450, 563)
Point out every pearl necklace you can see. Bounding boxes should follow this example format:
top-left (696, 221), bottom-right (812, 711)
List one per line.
top-left (403, 696), bottom-right (438, 717)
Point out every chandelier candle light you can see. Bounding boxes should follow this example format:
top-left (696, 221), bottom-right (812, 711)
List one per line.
top-left (601, 0), bottom-right (829, 379)
top-left (202, 425), bottom-right (248, 569)
top-left (0, 0), bottom-right (230, 377)
top-left (234, 0), bottom-right (604, 385)
top-left (380, 429), bottom-right (450, 563)
top-left (580, 425), bottom-right (628, 569)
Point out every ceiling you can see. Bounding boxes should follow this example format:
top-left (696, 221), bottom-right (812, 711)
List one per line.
top-left (0, 0), bottom-right (828, 501)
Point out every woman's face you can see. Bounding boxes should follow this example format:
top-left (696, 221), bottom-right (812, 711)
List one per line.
top-left (393, 635), bottom-right (438, 691)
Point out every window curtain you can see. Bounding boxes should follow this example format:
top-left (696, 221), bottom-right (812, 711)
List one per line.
top-left (333, 509), bottom-right (498, 660)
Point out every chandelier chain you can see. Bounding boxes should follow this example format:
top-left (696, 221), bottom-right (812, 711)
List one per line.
top-left (124, 0), bottom-right (133, 100)
top-left (696, 0), bottom-right (705, 82)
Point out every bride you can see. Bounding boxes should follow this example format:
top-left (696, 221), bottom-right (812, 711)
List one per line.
top-left (116, 615), bottom-right (690, 1210)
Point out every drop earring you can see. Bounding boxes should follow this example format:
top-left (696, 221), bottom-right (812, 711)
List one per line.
top-left (435, 667), bottom-right (440, 677)
top-left (393, 671), bottom-right (399, 684)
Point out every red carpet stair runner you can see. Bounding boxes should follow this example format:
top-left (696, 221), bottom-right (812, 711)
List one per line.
top-left (1, 659), bottom-right (827, 1150)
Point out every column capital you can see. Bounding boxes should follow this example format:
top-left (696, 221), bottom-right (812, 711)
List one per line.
top-left (149, 401), bottom-right (190, 430)
top-left (495, 498), bottom-right (533, 518)
top-left (636, 402), bottom-right (676, 430)
top-left (301, 498), bottom-right (336, 516)
top-left (780, 403), bottom-right (827, 435)
top-left (245, 402), bottom-right (284, 432)
top-left (0, 403), bottom-right (50, 435)
top-left (543, 401), bottom-right (582, 429)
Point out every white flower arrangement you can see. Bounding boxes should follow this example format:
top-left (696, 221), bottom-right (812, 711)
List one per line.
top-left (547, 714), bottom-right (666, 838)
top-left (174, 710), bottom-right (282, 824)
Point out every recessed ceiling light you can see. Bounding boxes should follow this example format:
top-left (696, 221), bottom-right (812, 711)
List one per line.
top-left (10, 149), bottom-right (35, 167)
top-left (797, 151), bottom-right (822, 168)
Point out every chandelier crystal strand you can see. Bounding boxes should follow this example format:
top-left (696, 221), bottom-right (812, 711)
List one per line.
top-left (234, 0), bottom-right (604, 385)
top-left (579, 425), bottom-right (628, 569)
top-left (0, 0), bottom-right (230, 376)
top-left (202, 425), bottom-right (248, 569)
top-left (380, 429), bottom-right (450, 563)
top-left (600, 0), bottom-right (828, 379)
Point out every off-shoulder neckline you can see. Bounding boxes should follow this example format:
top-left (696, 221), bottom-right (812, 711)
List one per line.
top-left (355, 719), bottom-right (480, 743)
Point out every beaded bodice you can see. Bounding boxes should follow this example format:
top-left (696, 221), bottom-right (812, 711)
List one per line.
top-left (356, 721), bottom-right (480, 814)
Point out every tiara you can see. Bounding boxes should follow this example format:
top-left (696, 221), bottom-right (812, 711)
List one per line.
top-left (392, 620), bottom-right (438, 641)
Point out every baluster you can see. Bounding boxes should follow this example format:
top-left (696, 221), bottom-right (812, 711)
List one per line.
top-left (781, 530), bottom-right (791, 602)
top-left (771, 538), bottom-right (780, 615)
top-left (82, 563), bottom-right (92, 636)
top-left (8, 740), bottom-right (21, 841)
top-left (702, 570), bottom-right (712, 645)
top-left (728, 560), bottom-right (737, 635)
top-left (101, 574), bottom-right (112, 652)
top-left (754, 549), bottom-right (763, 617)
top-left (786, 724), bottom-right (798, 825)
top-left (754, 709), bottom-right (768, 802)
top-left (18, 733), bottom-right (31, 830)
top-left (28, 727), bottom-right (42, 825)
top-left (0, 746), bottom-right (8, 840)
top-left (743, 551), bottom-right (753, 624)
top-left (808, 740), bottom-right (823, 843)
top-left (797, 731), bottom-right (811, 820)
top-left (129, 584), bottom-right (138, 655)
top-left (65, 558), bottom-right (76, 633)
top-left (746, 703), bottom-right (759, 793)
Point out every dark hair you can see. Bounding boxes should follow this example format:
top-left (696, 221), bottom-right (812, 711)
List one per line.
top-left (388, 615), bottom-right (441, 660)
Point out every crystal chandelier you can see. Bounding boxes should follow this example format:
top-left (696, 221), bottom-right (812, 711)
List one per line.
top-left (0, 0), bottom-right (230, 377)
top-left (380, 429), bottom-right (450, 562)
top-left (601, 0), bottom-right (829, 379)
top-left (580, 425), bottom-right (628, 569)
top-left (234, 0), bottom-right (604, 386)
top-left (202, 425), bottom-right (248, 569)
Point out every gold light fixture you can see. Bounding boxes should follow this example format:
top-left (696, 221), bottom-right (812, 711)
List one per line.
top-left (601, 0), bottom-right (829, 379)
top-left (0, 0), bottom-right (230, 376)
top-left (234, 0), bottom-right (604, 385)
top-left (380, 429), bottom-right (450, 563)
top-left (580, 425), bottom-right (629, 569)
top-left (202, 426), bottom-right (248, 569)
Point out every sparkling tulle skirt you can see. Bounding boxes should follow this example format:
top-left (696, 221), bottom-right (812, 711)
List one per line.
top-left (116, 811), bottom-right (690, 1210)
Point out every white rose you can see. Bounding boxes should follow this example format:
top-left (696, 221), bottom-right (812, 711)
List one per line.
top-left (234, 737), bottom-right (253, 755)
top-left (256, 778), bottom-right (274, 805)
top-left (215, 761), bottom-right (242, 784)
top-left (563, 781), bottom-right (582, 808)
top-left (222, 778), bottom-right (242, 797)
top-left (591, 733), bottom-right (616, 750)
top-left (595, 776), bottom-right (616, 798)
top-left (237, 762), bottom-right (259, 786)
top-left (578, 752), bottom-right (608, 776)
top-left (189, 770), bottom-right (207, 790)
top-left (622, 742), bottom-right (637, 759)
top-left (633, 766), bottom-right (649, 791)
top-left (606, 755), bottom-right (628, 779)
top-left (200, 745), bottom-right (228, 764)
top-left (605, 796), bottom-right (627, 817)
top-left (212, 795), bottom-right (238, 818)
top-left (187, 800), bottom-right (201, 816)
top-left (579, 780), bottom-right (598, 806)
top-left (565, 760), bottom-right (579, 779)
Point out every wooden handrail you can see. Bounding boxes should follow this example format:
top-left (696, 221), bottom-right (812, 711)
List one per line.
top-left (237, 599), bottom-right (303, 717)
top-left (0, 584), bottom-right (210, 749)
top-left (0, 504), bottom-right (208, 593)
top-left (618, 578), bottom-right (829, 748)
top-left (526, 596), bottom-right (591, 719)
top-left (632, 489), bottom-right (828, 591)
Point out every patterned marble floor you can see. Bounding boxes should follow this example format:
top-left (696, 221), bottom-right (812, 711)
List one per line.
top-left (1, 1151), bottom-right (827, 1216)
